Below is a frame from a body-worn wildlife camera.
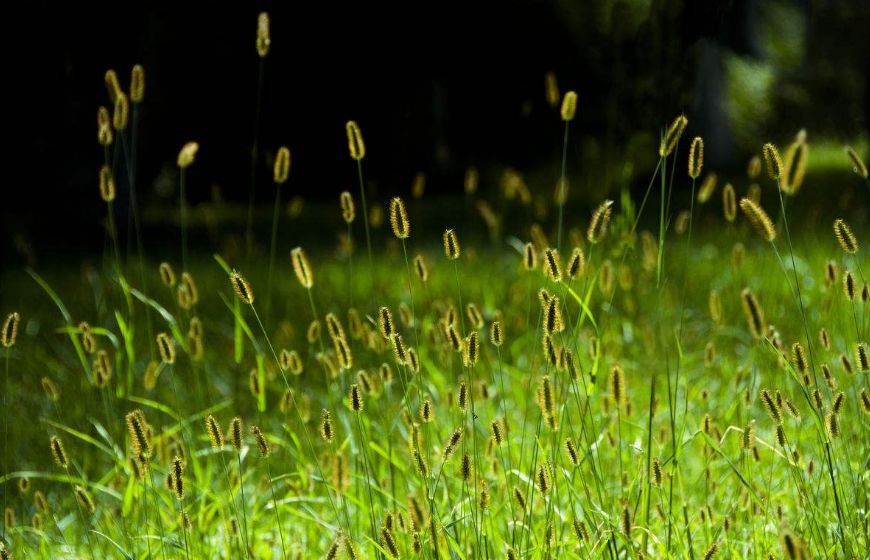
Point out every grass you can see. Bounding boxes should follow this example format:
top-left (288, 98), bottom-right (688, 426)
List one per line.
top-left (2, 17), bottom-right (870, 560)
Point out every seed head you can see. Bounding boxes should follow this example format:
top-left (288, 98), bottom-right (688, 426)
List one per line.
top-left (659, 115), bottom-right (688, 157)
top-left (50, 436), bottom-right (68, 469)
top-left (273, 146), bottom-right (291, 184)
top-left (339, 191), bottom-right (355, 223)
top-left (250, 425), bottom-right (270, 457)
top-left (722, 183), bottom-right (736, 222)
top-left (845, 145), bottom-right (868, 178)
top-left (256, 12), bottom-right (270, 57)
top-left (130, 64), bottom-right (145, 103)
top-left (229, 270), bottom-right (254, 304)
top-left (587, 200), bottom-right (613, 244)
top-left (833, 219), bottom-right (858, 254)
top-left (156, 333), bottom-right (176, 364)
top-left (112, 92), bottom-right (129, 131)
top-left (739, 198), bottom-right (776, 241)
top-left (345, 121), bottom-right (365, 161)
top-left (560, 90), bottom-right (578, 121)
top-left (688, 136), bottom-right (704, 179)
top-left (1, 312), bottom-right (20, 348)
top-left (443, 229), bottom-right (460, 259)
top-left (205, 414), bottom-right (225, 449)
top-left (390, 197), bottom-right (410, 239)
top-left (177, 142), bottom-right (199, 168)
top-left (291, 247), bottom-right (314, 288)
top-left (762, 142), bottom-right (783, 180)
top-left (414, 254), bottom-right (428, 282)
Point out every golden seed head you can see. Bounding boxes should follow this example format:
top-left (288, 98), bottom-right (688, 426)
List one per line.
top-left (390, 197), bottom-right (410, 239)
top-left (112, 92), bottom-right (129, 131)
top-left (177, 142), bottom-right (199, 168)
top-left (273, 146), bottom-right (291, 184)
top-left (651, 457), bottom-right (663, 486)
top-left (340, 191), bottom-right (355, 223)
top-left (251, 425), bottom-right (270, 457)
top-left (104, 69), bottom-right (121, 101)
top-left (130, 64), bottom-right (145, 103)
top-left (560, 90), bottom-right (578, 121)
top-left (1, 312), bottom-right (21, 348)
top-left (256, 12), bottom-right (271, 57)
top-left (156, 332), bottom-right (176, 364)
top-left (587, 199), bottom-right (613, 244)
top-left (739, 197), bottom-right (776, 242)
top-left (845, 145), bottom-right (868, 178)
top-left (747, 155), bottom-right (761, 179)
top-left (50, 436), bottom-right (69, 469)
top-left (833, 219), bottom-right (859, 254)
top-left (688, 136), bottom-right (704, 178)
top-left (659, 115), bottom-right (688, 157)
top-left (205, 414), bottom-right (225, 449)
top-left (378, 307), bottom-right (395, 339)
top-left (443, 229), bottom-right (461, 259)
top-left (99, 165), bottom-right (116, 202)
top-left (760, 388), bottom-right (782, 424)
top-left (857, 342), bottom-right (869, 372)
top-left (462, 332), bottom-right (479, 367)
top-left (125, 409), bottom-right (151, 458)
top-left (762, 142), bottom-right (783, 180)
top-left (291, 247), bottom-right (314, 288)
top-left (567, 247), bottom-right (585, 278)
top-left (536, 462), bottom-right (551, 494)
top-left (345, 120), bottom-right (366, 161)
top-left (229, 270), bottom-right (255, 304)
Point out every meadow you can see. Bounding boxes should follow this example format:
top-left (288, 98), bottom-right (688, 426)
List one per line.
top-left (2, 13), bottom-right (870, 560)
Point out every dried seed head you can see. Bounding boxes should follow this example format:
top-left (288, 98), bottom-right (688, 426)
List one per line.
top-left (156, 333), bottom-right (176, 364)
top-left (291, 247), bottom-right (314, 288)
top-left (560, 90), bottom-right (578, 121)
top-left (739, 198), bottom-right (776, 241)
top-left (229, 270), bottom-right (254, 304)
top-left (273, 146), bottom-right (291, 184)
top-left (205, 414), bottom-right (225, 449)
top-left (1, 312), bottom-right (20, 348)
top-left (50, 436), bottom-right (69, 469)
top-left (256, 12), bottom-right (270, 57)
top-left (130, 64), bottom-right (145, 103)
top-left (688, 136), bottom-right (704, 179)
top-left (833, 219), bottom-right (859, 254)
top-left (587, 199), bottom-right (613, 244)
top-left (659, 115), bottom-right (688, 157)
top-left (177, 142), bottom-right (199, 168)
top-left (390, 197), bottom-right (410, 239)
top-left (443, 229), bottom-right (460, 260)
top-left (762, 142), bottom-right (783, 180)
top-left (229, 417), bottom-right (243, 451)
top-left (845, 145), bottom-right (868, 178)
top-left (345, 121), bottom-right (366, 161)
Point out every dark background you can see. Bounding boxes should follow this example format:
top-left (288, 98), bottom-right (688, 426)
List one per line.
top-left (2, 0), bottom-right (869, 268)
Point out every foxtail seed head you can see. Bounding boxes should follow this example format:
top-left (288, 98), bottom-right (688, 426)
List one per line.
top-left (291, 247), bottom-right (314, 288)
top-left (159, 262), bottom-right (176, 287)
top-left (130, 64), bottom-right (145, 103)
top-left (1, 312), bottom-right (20, 348)
top-left (722, 183), bottom-right (736, 222)
top-left (414, 254), bottom-right (428, 282)
top-left (340, 191), bottom-right (355, 223)
top-left (543, 248), bottom-right (562, 282)
top-left (443, 229), bottom-right (460, 259)
top-left (762, 142), bottom-right (783, 180)
top-left (205, 414), bottom-right (225, 449)
top-left (251, 425), bottom-right (269, 457)
top-left (99, 165), bottom-right (116, 202)
top-left (256, 12), bottom-right (271, 57)
top-left (833, 219), bottom-right (858, 254)
top-left (545, 71), bottom-right (560, 108)
top-left (50, 436), bottom-right (68, 469)
top-left (688, 136), bottom-right (704, 179)
top-left (273, 146), bottom-right (291, 184)
top-left (587, 200), bottom-right (613, 244)
top-left (739, 198), bottom-right (776, 241)
top-left (112, 92), bottom-right (129, 131)
top-left (390, 197), bottom-right (410, 239)
top-left (229, 270), bottom-right (254, 304)
top-left (560, 91), bottom-right (577, 121)
top-left (659, 115), bottom-right (688, 157)
top-left (177, 142), bottom-right (199, 168)
top-left (229, 417), bottom-right (243, 451)
top-left (156, 333), bottom-right (176, 364)
top-left (523, 242), bottom-right (537, 271)
top-left (345, 121), bottom-right (365, 160)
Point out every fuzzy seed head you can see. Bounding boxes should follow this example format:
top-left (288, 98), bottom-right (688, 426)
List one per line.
top-left (587, 199), bottom-right (613, 244)
top-left (560, 90), bottom-right (577, 121)
top-left (50, 436), bottom-right (68, 469)
top-left (345, 121), bottom-right (365, 161)
top-left (688, 136), bottom-right (704, 178)
top-left (1, 312), bottom-right (20, 348)
top-left (339, 191), bottom-right (355, 223)
top-left (659, 115), bottom-right (688, 157)
top-left (291, 247), bottom-right (314, 288)
top-left (229, 417), bottom-right (243, 451)
top-left (739, 198), bottom-right (776, 241)
top-left (833, 219), bottom-right (859, 254)
top-left (273, 146), bottom-right (291, 184)
top-left (443, 229), bottom-right (460, 260)
top-left (256, 12), bottom-right (270, 57)
top-left (229, 270), bottom-right (254, 304)
top-left (762, 142), bottom-right (783, 180)
top-left (389, 197), bottom-right (410, 239)
top-left (177, 142), bottom-right (199, 168)
top-left (156, 332), bottom-right (176, 364)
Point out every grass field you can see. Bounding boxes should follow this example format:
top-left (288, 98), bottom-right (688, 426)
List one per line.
top-left (2, 26), bottom-right (870, 560)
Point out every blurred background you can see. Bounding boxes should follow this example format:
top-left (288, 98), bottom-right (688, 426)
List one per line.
top-left (2, 0), bottom-right (868, 268)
